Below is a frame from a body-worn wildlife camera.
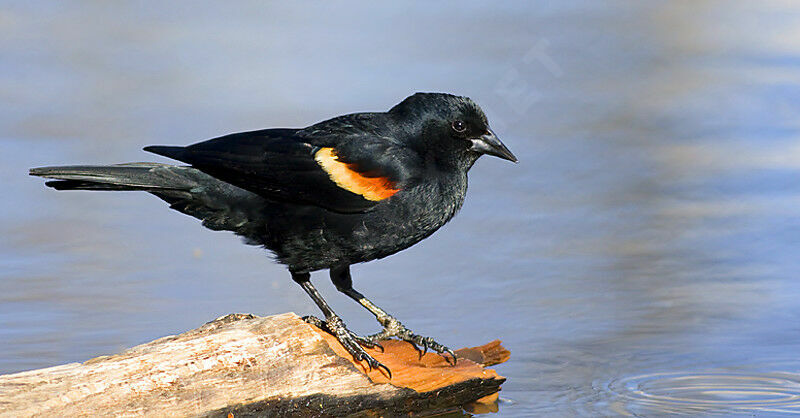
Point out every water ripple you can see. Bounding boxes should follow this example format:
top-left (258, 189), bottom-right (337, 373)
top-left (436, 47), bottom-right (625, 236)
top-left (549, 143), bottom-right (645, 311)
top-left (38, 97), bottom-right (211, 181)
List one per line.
top-left (606, 371), bottom-right (800, 415)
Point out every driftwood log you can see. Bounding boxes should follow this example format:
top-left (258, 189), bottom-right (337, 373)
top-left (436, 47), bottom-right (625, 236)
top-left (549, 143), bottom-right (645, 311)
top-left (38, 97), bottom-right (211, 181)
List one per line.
top-left (0, 312), bottom-right (509, 417)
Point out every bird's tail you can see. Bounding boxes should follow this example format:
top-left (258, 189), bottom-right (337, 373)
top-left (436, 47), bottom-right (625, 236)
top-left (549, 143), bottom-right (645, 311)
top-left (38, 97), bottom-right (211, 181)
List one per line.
top-left (30, 162), bottom-right (269, 244)
top-left (29, 163), bottom-right (196, 191)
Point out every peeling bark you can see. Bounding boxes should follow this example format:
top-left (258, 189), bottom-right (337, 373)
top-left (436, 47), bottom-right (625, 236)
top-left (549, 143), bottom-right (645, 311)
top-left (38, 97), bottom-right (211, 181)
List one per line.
top-left (0, 313), bottom-right (509, 417)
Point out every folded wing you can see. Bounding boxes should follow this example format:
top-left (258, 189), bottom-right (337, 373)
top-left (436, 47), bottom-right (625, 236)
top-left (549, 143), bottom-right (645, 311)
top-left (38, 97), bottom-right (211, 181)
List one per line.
top-left (144, 128), bottom-right (415, 213)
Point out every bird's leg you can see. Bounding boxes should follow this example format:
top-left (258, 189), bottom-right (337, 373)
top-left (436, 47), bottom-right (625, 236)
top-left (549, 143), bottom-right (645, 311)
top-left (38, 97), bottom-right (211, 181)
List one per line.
top-left (291, 271), bottom-right (391, 377)
top-left (330, 265), bottom-right (457, 365)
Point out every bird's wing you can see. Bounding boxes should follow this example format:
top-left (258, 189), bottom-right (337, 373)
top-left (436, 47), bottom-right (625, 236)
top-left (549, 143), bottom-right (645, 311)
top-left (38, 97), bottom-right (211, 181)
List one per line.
top-left (144, 128), bottom-right (417, 213)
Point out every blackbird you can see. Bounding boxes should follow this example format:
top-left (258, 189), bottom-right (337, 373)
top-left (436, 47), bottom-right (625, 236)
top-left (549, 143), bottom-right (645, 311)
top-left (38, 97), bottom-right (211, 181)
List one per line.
top-left (30, 92), bottom-right (516, 376)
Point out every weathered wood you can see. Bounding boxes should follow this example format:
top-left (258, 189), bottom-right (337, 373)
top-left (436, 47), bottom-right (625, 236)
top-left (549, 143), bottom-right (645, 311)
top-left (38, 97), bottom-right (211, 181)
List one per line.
top-left (0, 313), bottom-right (508, 417)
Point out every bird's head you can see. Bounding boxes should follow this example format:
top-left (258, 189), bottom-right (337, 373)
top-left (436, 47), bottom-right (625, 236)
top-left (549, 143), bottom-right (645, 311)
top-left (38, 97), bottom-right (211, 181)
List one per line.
top-left (389, 92), bottom-right (517, 169)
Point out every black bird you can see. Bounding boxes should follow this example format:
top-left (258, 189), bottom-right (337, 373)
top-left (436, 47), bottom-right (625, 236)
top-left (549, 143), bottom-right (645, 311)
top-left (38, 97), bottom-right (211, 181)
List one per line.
top-left (30, 92), bottom-right (516, 376)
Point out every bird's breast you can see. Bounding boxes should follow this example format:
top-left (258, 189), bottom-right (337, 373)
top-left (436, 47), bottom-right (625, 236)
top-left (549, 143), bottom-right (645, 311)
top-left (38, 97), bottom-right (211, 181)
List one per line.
top-left (265, 173), bottom-right (468, 271)
top-left (349, 173), bottom-right (469, 258)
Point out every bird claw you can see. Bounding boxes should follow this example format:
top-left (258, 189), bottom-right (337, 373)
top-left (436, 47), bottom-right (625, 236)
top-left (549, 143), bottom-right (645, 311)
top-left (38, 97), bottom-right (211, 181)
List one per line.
top-left (360, 353), bottom-right (392, 379)
top-left (304, 314), bottom-right (392, 378)
top-left (304, 314), bottom-right (454, 371)
top-left (371, 340), bottom-right (385, 353)
top-left (407, 335), bottom-right (456, 365)
top-left (444, 347), bottom-right (458, 366)
top-left (366, 316), bottom-right (457, 365)
top-left (419, 339), bottom-right (429, 360)
top-left (349, 333), bottom-right (381, 349)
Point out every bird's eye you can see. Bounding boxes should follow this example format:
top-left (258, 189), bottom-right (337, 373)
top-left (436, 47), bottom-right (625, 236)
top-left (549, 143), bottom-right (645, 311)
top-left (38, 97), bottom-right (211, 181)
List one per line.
top-left (451, 120), bottom-right (467, 133)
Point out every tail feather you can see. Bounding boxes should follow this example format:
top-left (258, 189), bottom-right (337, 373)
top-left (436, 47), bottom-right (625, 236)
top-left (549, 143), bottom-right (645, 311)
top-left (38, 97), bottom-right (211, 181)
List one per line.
top-left (45, 180), bottom-right (143, 191)
top-left (30, 163), bottom-right (194, 191)
top-left (30, 162), bottom-right (269, 245)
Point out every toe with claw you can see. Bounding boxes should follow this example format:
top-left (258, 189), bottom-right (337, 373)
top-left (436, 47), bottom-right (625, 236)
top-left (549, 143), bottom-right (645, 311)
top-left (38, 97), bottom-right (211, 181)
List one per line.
top-left (303, 315), bottom-right (392, 378)
top-left (364, 315), bottom-right (458, 365)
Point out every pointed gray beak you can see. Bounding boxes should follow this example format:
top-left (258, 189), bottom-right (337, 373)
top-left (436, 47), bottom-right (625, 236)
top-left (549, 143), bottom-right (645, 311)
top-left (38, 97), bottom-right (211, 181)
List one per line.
top-left (469, 129), bottom-right (517, 162)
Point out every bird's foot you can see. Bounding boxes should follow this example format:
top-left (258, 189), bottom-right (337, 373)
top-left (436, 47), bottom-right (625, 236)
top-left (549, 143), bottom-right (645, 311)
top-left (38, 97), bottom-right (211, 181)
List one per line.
top-left (303, 315), bottom-right (391, 378)
top-left (364, 316), bottom-right (457, 365)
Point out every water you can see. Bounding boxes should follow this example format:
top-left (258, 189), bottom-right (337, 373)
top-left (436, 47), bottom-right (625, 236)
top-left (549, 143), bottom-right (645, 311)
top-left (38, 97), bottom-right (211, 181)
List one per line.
top-left (3, 1), bottom-right (800, 416)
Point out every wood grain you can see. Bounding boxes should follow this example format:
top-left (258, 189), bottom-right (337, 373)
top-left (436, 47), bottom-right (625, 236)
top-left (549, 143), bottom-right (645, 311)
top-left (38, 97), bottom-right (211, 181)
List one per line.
top-left (0, 313), bottom-right (508, 417)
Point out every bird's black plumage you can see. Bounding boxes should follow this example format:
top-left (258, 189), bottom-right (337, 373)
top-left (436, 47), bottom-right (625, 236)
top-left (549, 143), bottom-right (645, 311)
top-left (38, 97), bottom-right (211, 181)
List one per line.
top-left (30, 92), bottom-right (516, 375)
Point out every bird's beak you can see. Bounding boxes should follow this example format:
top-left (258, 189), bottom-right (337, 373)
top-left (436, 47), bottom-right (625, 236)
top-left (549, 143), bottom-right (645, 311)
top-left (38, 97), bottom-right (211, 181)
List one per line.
top-left (469, 129), bottom-right (518, 162)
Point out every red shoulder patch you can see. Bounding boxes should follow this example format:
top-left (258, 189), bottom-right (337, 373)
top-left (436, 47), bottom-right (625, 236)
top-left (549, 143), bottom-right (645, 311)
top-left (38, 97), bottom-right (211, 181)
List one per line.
top-left (314, 147), bottom-right (399, 201)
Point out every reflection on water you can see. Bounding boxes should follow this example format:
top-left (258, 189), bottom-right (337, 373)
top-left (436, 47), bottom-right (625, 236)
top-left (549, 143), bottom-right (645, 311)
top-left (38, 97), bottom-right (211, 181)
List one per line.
top-left (3, 1), bottom-right (800, 416)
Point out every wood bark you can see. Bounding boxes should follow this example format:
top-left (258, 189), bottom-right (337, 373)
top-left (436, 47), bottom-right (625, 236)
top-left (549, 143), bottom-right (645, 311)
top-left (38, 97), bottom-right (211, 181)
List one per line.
top-left (0, 312), bottom-right (509, 417)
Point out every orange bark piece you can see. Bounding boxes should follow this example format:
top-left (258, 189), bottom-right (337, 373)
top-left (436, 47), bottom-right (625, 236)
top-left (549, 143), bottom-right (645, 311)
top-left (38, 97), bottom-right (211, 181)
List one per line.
top-left (310, 327), bottom-right (508, 394)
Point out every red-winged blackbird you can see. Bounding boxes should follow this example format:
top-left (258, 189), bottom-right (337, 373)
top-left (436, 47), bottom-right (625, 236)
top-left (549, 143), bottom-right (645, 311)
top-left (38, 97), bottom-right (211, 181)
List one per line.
top-left (30, 92), bottom-right (516, 376)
